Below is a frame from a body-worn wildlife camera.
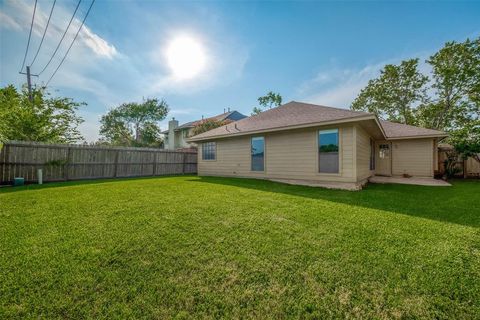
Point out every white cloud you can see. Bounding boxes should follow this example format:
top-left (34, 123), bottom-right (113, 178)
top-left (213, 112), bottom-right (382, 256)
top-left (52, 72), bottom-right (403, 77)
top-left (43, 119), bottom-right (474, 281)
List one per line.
top-left (0, 11), bottom-right (22, 31)
top-left (1, 0), bottom-right (117, 59)
top-left (299, 63), bottom-right (384, 108)
top-left (298, 53), bottom-right (433, 109)
top-left (1, 0), bottom-right (247, 99)
top-left (48, 71), bottom-right (120, 107)
top-left (77, 24), bottom-right (117, 59)
top-left (1, 0), bottom-right (249, 142)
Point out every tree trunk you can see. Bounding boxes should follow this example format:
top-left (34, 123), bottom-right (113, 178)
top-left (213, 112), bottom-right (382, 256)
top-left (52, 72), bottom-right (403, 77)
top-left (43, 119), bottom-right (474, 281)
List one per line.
top-left (135, 123), bottom-right (140, 142)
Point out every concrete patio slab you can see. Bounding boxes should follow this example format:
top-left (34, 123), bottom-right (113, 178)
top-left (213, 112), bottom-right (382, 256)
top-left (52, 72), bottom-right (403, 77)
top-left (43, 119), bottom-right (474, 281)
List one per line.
top-left (270, 179), bottom-right (363, 191)
top-left (369, 176), bottom-right (451, 186)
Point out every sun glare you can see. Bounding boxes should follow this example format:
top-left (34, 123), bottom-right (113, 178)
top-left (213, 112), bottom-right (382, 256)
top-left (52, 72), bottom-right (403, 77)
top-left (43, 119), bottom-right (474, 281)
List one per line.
top-left (166, 35), bottom-right (207, 80)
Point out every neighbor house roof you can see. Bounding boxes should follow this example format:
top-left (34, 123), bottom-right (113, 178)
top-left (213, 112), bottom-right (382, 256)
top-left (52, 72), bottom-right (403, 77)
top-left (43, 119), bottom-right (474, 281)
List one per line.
top-left (188, 101), bottom-right (447, 142)
top-left (161, 110), bottom-right (246, 134)
top-left (177, 111), bottom-right (245, 130)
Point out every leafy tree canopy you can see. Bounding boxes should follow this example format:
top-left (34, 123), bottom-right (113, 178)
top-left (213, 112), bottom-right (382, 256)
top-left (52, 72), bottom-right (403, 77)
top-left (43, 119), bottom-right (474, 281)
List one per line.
top-left (351, 59), bottom-right (429, 125)
top-left (449, 121), bottom-right (480, 163)
top-left (417, 38), bottom-right (480, 131)
top-left (191, 119), bottom-right (229, 137)
top-left (99, 98), bottom-right (169, 147)
top-left (0, 84), bottom-right (84, 143)
top-left (252, 91), bottom-right (282, 115)
top-left (351, 37), bottom-right (480, 161)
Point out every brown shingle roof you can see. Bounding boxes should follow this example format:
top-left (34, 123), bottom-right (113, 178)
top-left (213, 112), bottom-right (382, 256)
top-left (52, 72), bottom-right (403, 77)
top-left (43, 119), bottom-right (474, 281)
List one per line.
top-left (188, 101), bottom-right (447, 141)
top-left (177, 111), bottom-right (237, 130)
top-left (380, 120), bottom-right (446, 139)
top-left (189, 101), bottom-right (371, 140)
top-left (161, 110), bottom-right (247, 134)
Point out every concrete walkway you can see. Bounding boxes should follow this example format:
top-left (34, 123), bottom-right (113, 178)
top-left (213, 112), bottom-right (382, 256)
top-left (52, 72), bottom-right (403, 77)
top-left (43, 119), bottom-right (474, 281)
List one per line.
top-left (369, 176), bottom-right (451, 186)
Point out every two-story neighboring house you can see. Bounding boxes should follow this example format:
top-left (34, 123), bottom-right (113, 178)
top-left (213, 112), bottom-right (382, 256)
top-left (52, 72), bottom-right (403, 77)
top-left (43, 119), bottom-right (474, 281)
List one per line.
top-left (162, 109), bottom-right (247, 150)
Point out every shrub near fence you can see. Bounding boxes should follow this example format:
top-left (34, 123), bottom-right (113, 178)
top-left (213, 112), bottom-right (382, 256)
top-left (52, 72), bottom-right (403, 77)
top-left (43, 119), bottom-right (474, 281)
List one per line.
top-left (0, 141), bottom-right (197, 184)
top-left (438, 146), bottom-right (480, 178)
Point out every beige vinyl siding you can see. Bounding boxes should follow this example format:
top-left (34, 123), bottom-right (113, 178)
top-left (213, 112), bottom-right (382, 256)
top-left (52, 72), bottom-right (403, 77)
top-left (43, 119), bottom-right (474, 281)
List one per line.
top-left (198, 124), bottom-right (356, 183)
top-left (264, 129), bottom-right (316, 179)
top-left (340, 126), bottom-right (354, 179)
top-left (355, 125), bottom-right (374, 181)
top-left (391, 139), bottom-right (434, 177)
top-left (198, 136), bottom-right (261, 177)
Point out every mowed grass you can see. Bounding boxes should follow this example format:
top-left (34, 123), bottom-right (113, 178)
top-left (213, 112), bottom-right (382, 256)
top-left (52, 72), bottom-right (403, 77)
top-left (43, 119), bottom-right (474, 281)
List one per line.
top-left (0, 176), bottom-right (479, 319)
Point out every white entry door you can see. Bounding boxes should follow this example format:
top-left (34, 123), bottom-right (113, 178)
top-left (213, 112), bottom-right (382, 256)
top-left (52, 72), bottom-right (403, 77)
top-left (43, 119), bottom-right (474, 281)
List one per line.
top-left (375, 141), bottom-right (392, 176)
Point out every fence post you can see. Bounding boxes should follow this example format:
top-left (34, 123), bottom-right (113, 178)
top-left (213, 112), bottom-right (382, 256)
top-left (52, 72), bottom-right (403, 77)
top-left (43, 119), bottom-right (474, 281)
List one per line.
top-left (0, 143), bottom-right (6, 184)
top-left (182, 152), bottom-right (186, 174)
top-left (64, 147), bottom-right (72, 181)
top-left (114, 150), bottom-right (119, 178)
top-left (152, 152), bottom-right (157, 176)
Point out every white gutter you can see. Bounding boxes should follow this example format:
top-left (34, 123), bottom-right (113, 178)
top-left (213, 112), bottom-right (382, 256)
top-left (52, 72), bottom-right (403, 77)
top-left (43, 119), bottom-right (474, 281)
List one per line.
top-left (386, 133), bottom-right (448, 140)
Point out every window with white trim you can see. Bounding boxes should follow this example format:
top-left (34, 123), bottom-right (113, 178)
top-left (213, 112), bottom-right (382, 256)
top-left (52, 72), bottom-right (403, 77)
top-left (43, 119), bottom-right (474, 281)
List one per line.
top-left (202, 142), bottom-right (216, 160)
top-left (319, 129), bottom-right (339, 173)
top-left (251, 137), bottom-right (265, 171)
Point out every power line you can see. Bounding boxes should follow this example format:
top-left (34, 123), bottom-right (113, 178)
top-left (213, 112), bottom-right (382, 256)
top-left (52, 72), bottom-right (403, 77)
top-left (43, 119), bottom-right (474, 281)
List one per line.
top-left (46, 0), bottom-right (95, 86)
top-left (19, 0), bottom-right (38, 73)
top-left (37, 0), bottom-right (82, 76)
top-left (30, 0), bottom-right (57, 68)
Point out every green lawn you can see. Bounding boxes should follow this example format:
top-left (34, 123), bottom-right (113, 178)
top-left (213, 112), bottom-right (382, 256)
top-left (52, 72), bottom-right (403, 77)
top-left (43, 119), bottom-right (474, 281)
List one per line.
top-left (1, 176), bottom-right (479, 319)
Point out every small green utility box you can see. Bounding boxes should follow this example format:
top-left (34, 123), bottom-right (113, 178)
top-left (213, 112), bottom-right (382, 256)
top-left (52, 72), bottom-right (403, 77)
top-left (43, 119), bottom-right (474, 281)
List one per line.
top-left (13, 177), bottom-right (25, 187)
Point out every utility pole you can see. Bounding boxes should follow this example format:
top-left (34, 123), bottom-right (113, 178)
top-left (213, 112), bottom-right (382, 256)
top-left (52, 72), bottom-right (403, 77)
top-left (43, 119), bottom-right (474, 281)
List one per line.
top-left (19, 66), bottom-right (38, 102)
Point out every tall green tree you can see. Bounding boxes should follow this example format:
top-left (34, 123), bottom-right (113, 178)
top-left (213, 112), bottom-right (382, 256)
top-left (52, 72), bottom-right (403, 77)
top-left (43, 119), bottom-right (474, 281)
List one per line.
top-left (99, 98), bottom-right (169, 147)
top-left (351, 59), bottom-right (429, 125)
top-left (417, 38), bottom-right (480, 131)
top-left (449, 121), bottom-right (480, 164)
top-left (0, 84), bottom-right (84, 143)
top-left (252, 91), bottom-right (282, 115)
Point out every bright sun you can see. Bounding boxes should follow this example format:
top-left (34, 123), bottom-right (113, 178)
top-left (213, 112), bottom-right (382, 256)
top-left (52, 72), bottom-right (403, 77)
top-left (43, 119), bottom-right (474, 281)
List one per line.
top-left (166, 35), bottom-right (207, 80)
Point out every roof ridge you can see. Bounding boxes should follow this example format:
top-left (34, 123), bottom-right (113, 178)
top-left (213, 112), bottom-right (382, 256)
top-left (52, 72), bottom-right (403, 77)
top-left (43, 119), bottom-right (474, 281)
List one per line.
top-left (289, 100), bottom-right (371, 115)
top-left (189, 101), bottom-right (378, 141)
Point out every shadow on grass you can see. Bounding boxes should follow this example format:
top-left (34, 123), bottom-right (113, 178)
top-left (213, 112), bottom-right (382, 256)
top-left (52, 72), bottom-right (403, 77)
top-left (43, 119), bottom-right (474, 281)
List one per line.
top-left (0, 174), bottom-right (195, 194)
top-left (189, 176), bottom-right (480, 228)
top-left (2, 174), bottom-right (478, 228)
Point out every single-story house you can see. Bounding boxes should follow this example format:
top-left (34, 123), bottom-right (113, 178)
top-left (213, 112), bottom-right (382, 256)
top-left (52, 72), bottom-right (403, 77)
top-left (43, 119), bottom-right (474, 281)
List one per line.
top-left (162, 109), bottom-right (246, 150)
top-left (187, 101), bottom-right (448, 189)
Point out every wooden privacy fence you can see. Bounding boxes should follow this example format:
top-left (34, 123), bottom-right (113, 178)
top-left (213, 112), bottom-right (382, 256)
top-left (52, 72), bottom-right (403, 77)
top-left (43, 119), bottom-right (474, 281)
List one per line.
top-left (0, 141), bottom-right (197, 184)
top-left (438, 147), bottom-right (480, 178)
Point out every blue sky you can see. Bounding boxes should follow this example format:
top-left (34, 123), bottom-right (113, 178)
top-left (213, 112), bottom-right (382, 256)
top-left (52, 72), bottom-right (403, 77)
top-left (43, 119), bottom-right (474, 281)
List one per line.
top-left (1, 0), bottom-right (479, 142)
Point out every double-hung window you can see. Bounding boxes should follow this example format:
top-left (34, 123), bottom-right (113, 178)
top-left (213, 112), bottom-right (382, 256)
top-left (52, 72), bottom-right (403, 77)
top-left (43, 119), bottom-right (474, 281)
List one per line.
top-left (251, 137), bottom-right (265, 171)
top-left (318, 129), bottom-right (339, 173)
top-left (202, 142), bottom-right (216, 160)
